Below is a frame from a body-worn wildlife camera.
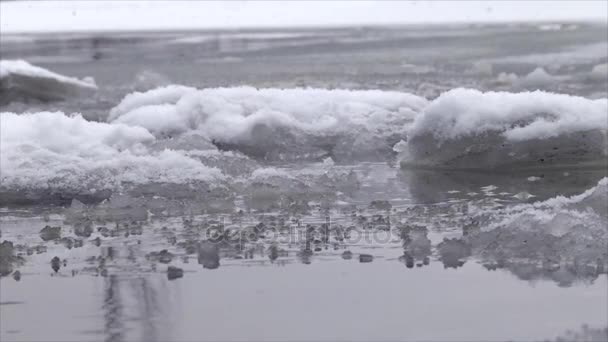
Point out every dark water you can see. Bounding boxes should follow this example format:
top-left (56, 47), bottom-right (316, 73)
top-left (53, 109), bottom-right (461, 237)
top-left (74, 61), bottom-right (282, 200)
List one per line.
top-left (1, 24), bottom-right (607, 342)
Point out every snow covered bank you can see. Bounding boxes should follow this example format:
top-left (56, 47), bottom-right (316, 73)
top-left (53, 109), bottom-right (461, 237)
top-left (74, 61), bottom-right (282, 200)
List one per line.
top-left (0, 112), bottom-right (225, 204)
top-left (0, 60), bottom-right (97, 104)
top-left (401, 89), bottom-right (608, 169)
top-left (109, 86), bottom-right (428, 161)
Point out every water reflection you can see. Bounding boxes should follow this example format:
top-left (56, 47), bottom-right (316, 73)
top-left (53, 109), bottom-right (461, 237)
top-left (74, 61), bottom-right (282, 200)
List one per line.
top-left (401, 168), bottom-right (607, 203)
top-left (1, 170), bottom-right (606, 341)
top-left (398, 225), bottom-right (432, 268)
top-left (103, 275), bottom-right (123, 342)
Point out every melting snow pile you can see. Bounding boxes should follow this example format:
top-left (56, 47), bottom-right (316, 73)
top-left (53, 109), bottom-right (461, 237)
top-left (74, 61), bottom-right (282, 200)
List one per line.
top-left (0, 112), bottom-right (225, 205)
top-left (401, 88), bottom-right (608, 169)
top-left (0, 60), bottom-right (97, 104)
top-left (109, 86), bottom-right (428, 161)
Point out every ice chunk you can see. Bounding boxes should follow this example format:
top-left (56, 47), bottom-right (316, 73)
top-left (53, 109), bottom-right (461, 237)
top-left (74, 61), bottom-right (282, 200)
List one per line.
top-left (590, 63), bottom-right (608, 82)
top-left (109, 86), bottom-right (428, 161)
top-left (132, 70), bottom-right (170, 91)
top-left (495, 72), bottom-right (518, 85)
top-left (515, 67), bottom-right (559, 90)
top-left (0, 112), bottom-right (225, 204)
top-left (402, 89), bottom-right (608, 169)
top-left (467, 61), bottom-right (493, 76)
top-left (108, 85), bottom-right (196, 121)
top-left (0, 60), bottom-right (97, 104)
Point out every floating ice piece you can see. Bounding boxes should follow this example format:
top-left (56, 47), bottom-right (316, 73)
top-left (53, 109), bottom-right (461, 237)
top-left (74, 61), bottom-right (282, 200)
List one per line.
top-left (0, 111), bottom-right (225, 204)
top-left (515, 67), bottom-right (560, 90)
top-left (495, 72), bottom-right (518, 85)
top-left (513, 192), bottom-right (535, 200)
top-left (467, 61), bottom-right (493, 76)
top-left (402, 89), bottom-right (608, 169)
top-left (480, 185), bottom-right (497, 192)
top-left (108, 85), bottom-right (196, 122)
top-left (590, 63), bottom-right (608, 82)
top-left (0, 59), bottom-right (97, 104)
top-left (110, 86), bottom-right (428, 161)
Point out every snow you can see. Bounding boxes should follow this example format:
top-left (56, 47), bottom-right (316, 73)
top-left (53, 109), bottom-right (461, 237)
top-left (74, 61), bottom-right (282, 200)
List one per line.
top-left (0, 60), bottom-right (97, 90)
top-left (409, 89), bottom-right (607, 143)
top-left (0, 112), bottom-right (224, 201)
top-left (402, 88), bottom-right (608, 169)
top-left (1, 1), bottom-right (606, 34)
top-left (110, 86), bottom-right (427, 161)
top-left (2, 85), bottom-right (607, 201)
top-left (108, 85), bottom-right (195, 122)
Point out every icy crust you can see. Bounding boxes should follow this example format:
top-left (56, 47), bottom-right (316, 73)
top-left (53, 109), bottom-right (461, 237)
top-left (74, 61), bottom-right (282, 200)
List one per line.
top-left (109, 86), bottom-right (428, 161)
top-left (0, 60), bottom-right (97, 88)
top-left (0, 60), bottom-right (97, 103)
top-left (402, 89), bottom-right (608, 169)
top-left (0, 112), bottom-right (226, 204)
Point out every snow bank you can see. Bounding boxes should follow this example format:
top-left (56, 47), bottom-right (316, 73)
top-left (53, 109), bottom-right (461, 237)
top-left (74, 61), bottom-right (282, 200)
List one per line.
top-left (0, 60), bottom-right (97, 104)
top-left (110, 86), bottom-right (428, 161)
top-left (0, 112), bottom-right (225, 204)
top-left (402, 89), bottom-right (608, 169)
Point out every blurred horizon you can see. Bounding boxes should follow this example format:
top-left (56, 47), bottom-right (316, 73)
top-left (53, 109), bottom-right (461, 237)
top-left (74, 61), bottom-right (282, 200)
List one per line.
top-left (1, 0), bottom-right (607, 34)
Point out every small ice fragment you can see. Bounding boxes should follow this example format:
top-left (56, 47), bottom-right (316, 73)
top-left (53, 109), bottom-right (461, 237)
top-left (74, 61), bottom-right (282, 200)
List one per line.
top-left (392, 140), bottom-right (408, 153)
top-left (481, 185), bottom-right (497, 192)
top-left (322, 157), bottom-right (335, 166)
top-left (513, 192), bottom-right (535, 200)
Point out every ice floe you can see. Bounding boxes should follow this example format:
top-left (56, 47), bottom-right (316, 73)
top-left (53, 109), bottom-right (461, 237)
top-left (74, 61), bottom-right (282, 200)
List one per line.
top-left (0, 60), bottom-right (97, 104)
top-left (0, 112), bottom-right (225, 204)
top-left (109, 86), bottom-right (428, 161)
top-left (401, 88), bottom-right (608, 169)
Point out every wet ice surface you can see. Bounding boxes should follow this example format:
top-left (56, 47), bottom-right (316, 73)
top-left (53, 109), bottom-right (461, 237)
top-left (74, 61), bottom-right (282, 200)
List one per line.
top-left (1, 24), bottom-right (608, 342)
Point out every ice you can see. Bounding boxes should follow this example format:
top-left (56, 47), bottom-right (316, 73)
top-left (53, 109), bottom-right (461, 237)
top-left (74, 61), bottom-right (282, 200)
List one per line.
top-left (590, 63), bottom-right (608, 82)
top-left (495, 72), bottom-right (519, 85)
top-left (0, 59), bottom-right (97, 104)
top-left (515, 67), bottom-right (560, 90)
top-left (110, 86), bottom-right (428, 161)
top-left (108, 85), bottom-right (196, 122)
top-left (402, 89), bottom-right (608, 169)
top-left (493, 42), bottom-right (608, 66)
top-left (0, 112), bottom-right (225, 204)
top-left (131, 70), bottom-right (171, 92)
top-left (467, 61), bottom-right (493, 76)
